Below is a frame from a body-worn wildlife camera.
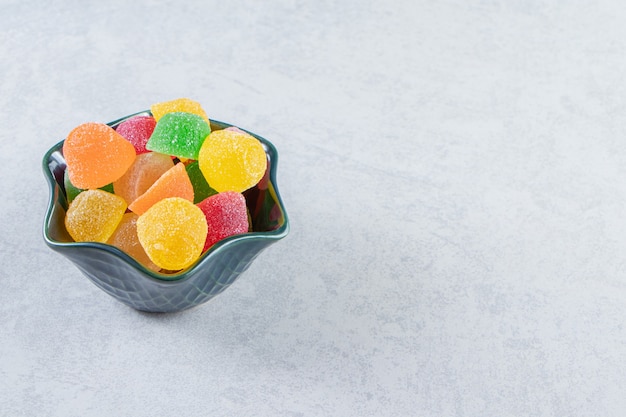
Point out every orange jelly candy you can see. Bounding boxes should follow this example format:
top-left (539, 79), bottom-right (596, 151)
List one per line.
top-left (64, 122), bottom-right (136, 189)
top-left (113, 152), bottom-right (174, 205)
top-left (128, 162), bottom-right (194, 215)
top-left (107, 212), bottom-right (160, 272)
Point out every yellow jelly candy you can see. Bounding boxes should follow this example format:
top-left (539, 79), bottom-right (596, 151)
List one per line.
top-left (198, 129), bottom-right (267, 193)
top-left (136, 197), bottom-right (208, 271)
top-left (150, 98), bottom-right (210, 125)
top-left (65, 189), bottom-right (127, 243)
top-left (107, 213), bottom-right (160, 272)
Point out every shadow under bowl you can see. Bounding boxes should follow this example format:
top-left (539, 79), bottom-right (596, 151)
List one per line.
top-left (43, 111), bottom-right (289, 313)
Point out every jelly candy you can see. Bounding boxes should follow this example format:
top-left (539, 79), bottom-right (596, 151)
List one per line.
top-left (186, 161), bottom-right (217, 203)
top-left (115, 115), bottom-right (156, 155)
top-left (61, 100), bottom-right (272, 272)
top-left (224, 126), bottom-right (246, 133)
top-left (198, 129), bottom-right (267, 192)
top-left (113, 152), bottom-right (174, 205)
top-left (150, 98), bottom-right (210, 125)
top-left (64, 171), bottom-right (83, 203)
top-left (197, 192), bottom-right (249, 251)
top-left (136, 197), bottom-right (208, 270)
top-left (64, 122), bottom-right (136, 189)
top-left (64, 170), bottom-right (113, 203)
top-left (128, 162), bottom-right (194, 215)
top-left (146, 112), bottom-right (211, 160)
top-left (65, 189), bottom-right (127, 243)
top-left (107, 212), bottom-right (160, 272)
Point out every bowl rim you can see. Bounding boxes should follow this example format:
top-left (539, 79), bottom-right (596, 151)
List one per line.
top-left (42, 110), bottom-right (290, 283)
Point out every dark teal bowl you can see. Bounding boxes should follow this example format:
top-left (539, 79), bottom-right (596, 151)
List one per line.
top-left (43, 111), bottom-right (289, 313)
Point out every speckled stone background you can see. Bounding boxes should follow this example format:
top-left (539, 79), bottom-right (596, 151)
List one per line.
top-left (2, 1), bottom-right (626, 416)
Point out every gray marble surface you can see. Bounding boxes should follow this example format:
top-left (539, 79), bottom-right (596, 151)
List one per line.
top-left (2, 1), bottom-right (626, 415)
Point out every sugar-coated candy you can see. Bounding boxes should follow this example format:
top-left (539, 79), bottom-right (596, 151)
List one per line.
top-left (150, 98), bottom-right (210, 125)
top-left (146, 112), bottom-right (211, 160)
top-left (61, 99), bottom-right (272, 272)
top-left (197, 192), bottom-right (249, 251)
top-left (224, 126), bottom-right (246, 134)
top-left (186, 161), bottom-right (217, 204)
top-left (224, 126), bottom-right (270, 190)
top-left (107, 213), bottom-right (160, 272)
top-left (198, 129), bottom-right (267, 192)
top-left (115, 115), bottom-right (156, 154)
top-left (128, 162), bottom-right (194, 215)
top-left (113, 152), bottom-right (174, 205)
top-left (64, 122), bottom-right (136, 189)
top-left (64, 170), bottom-right (113, 203)
top-left (136, 197), bottom-right (208, 271)
top-left (65, 189), bottom-right (127, 243)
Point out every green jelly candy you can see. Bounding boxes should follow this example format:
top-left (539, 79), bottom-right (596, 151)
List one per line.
top-left (186, 161), bottom-right (217, 203)
top-left (146, 112), bottom-right (211, 160)
top-left (64, 170), bottom-right (113, 203)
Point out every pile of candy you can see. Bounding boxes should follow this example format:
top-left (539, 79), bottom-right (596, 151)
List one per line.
top-left (63, 98), bottom-right (266, 272)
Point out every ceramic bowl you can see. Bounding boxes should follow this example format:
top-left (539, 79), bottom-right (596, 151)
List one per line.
top-left (43, 111), bottom-right (289, 313)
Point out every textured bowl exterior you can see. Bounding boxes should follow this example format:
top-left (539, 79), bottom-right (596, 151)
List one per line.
top-left (43, 111), bottom-right (289, 313)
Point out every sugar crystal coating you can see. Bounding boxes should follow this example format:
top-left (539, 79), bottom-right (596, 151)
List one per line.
top-left (146, 112), bottom-right (211, 160)
top-left (65, 189), bottom-right (127, 243)
top-left (64, 122), bottom-right (136, 189)
top-left (128, 162), bottom-right (194, 215)
top-left (197, 192), bottom-right (249, 251)
top-left (136, 197), bottom-right (208, 270)
top-left (198, 129), bottom-right (267, 192)
top-left (107, 212), bottom-right (160, 272)
top-left (113, 152), bottom-right (174, 205)
top-left (115, 115), bottom-right (156, 154)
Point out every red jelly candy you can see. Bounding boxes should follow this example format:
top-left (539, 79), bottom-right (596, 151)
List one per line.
top-left (115, 115), bottom-right (157, 155)
top-left (197, 192), bottom-right (249, 251)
